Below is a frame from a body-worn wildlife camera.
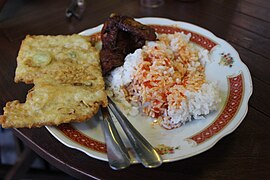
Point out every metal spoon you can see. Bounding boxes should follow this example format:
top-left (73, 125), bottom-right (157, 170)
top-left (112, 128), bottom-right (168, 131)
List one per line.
top-left (101, 107), bottom-right (131, 170)
top-left (108, 97), bottom-right (162, 168)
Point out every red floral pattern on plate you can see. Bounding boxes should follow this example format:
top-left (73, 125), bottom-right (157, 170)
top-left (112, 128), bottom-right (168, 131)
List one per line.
top-left (88, 25), bottom-right (217, 51)
top-left (58, 124), bottom-right (106, 153)
top-left (187, 73), bottom-right (243, 144)
top-left (219, 53), bottom-right (234, 67)
top-left (155, 144), bottom-right (180, 155)
top-left (151, 25), bottom-right (217, 51)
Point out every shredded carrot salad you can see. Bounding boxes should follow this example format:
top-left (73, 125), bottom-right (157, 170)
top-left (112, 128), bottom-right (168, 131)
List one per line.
top-left (127, 34), bottom-right (205, 127)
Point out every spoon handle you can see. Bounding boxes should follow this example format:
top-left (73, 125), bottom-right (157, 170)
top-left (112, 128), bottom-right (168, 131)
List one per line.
top-left (108, 98), bottom-right (162, 168)
top-left (101, 107), bottom-right (131, 170)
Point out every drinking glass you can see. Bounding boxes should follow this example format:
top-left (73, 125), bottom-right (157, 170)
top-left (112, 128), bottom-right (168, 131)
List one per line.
top-left (140, 0), bottom-right (164, 8)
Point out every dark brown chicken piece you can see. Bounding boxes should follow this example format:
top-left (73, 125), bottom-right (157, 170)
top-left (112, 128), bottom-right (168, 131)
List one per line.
top-left (100, 14), bottom-right (157, 75)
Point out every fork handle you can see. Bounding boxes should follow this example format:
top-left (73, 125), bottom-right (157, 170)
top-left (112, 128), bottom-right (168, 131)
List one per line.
top-left (108, 98), bottom-right (162, 168)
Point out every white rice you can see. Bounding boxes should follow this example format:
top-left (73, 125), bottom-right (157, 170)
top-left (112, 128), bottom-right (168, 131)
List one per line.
top-left (106, 32), bottom-right (221, 129)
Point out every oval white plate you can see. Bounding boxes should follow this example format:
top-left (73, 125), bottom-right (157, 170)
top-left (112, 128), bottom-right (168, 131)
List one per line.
top-left (46, 17), bottom-right (253, 163)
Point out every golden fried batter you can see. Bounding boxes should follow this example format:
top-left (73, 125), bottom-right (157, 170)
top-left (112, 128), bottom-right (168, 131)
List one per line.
top-left (0, 35), bottom-right (107, 128)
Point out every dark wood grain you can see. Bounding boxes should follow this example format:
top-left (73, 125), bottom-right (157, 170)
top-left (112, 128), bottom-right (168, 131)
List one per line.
top-left (198, 0), bottom-right (270, 39)
top-left (1, 0), bottom-right (270, 179)
top-left (12, 107), bottom-right (270, 180)
top-left (212, 0), bottom-right (270, 22)
top-left (243, 0), bottom-right (270, 9)
top-left (231, 42), bottom-right (270, 85)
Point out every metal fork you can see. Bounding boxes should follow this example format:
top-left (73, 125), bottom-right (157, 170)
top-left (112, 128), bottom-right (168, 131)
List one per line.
top-left (107, 97), bottom-right (162, 168)
top-left (66, 0), bottom-right (85, 20)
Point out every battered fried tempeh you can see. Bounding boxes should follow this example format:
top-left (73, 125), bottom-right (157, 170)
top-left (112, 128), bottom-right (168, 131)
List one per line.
top-left (0, 34), bottom-right (107, 128)
top-left (0, 81), bottom-right (106, 128)
top-left (15, 34), bottom-right (101, 85)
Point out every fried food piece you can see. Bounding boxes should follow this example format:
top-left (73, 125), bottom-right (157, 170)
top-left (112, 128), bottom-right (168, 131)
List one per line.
top-left (100, 14), bottom-right (157, 74)
top-left (0, 81), bottom-right (106, 128)
top-left (0, 35), bottom-right (107, 128)
top-left (15, 34), bottom-right (100, 85)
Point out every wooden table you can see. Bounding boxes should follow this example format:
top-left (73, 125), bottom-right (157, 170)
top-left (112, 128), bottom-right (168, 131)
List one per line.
top-left (1, 0), bottom-right (270, 179)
